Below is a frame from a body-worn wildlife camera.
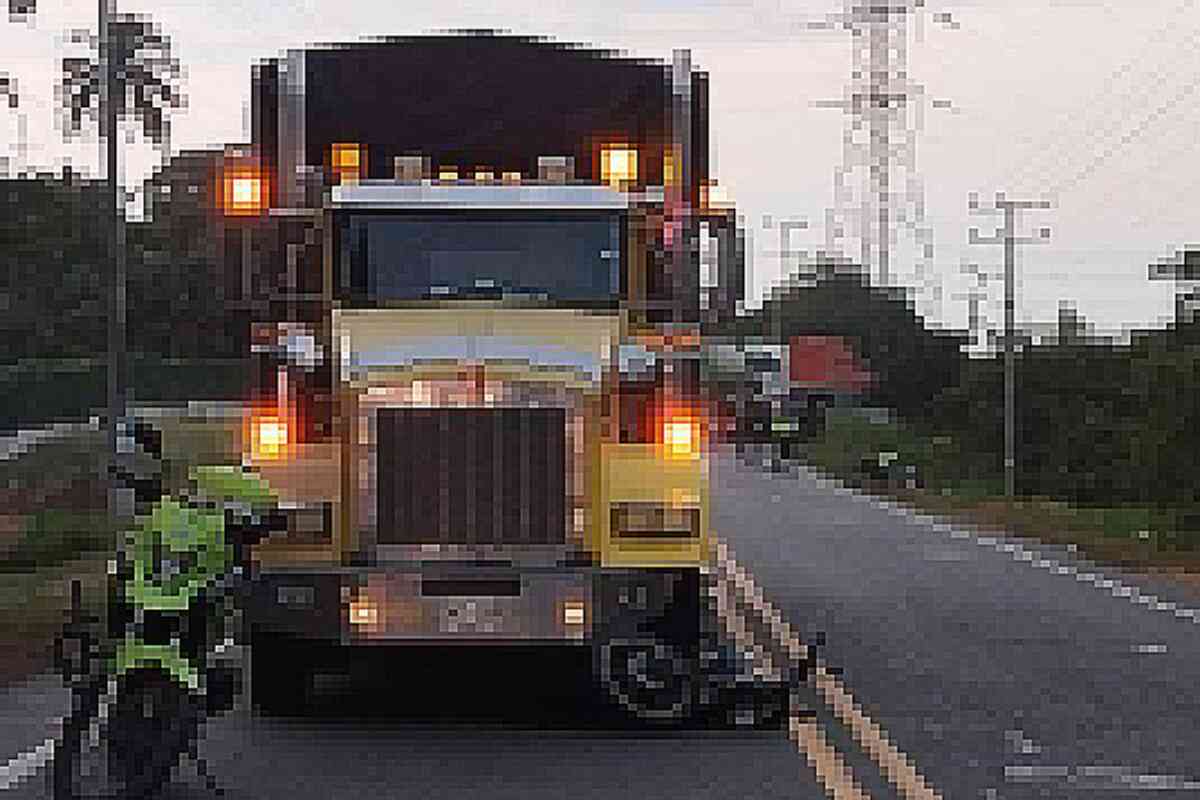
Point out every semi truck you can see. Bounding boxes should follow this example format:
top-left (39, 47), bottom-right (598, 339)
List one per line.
top-left (202, 32), bottom-right (745, 722)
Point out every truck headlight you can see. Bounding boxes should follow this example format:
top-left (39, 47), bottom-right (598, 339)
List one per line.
top-left (348, 596), bottom-right (378, 627)
top-left (562, 600), bottom-right (586, 626)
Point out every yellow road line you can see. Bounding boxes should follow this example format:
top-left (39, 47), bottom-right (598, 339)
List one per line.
top-left (791, 715), bottom-right (873, 800)
top-left (812, 666), bottom-right (943, 800)
top-left (708, 565), bottom-right (785, 683)
top-left (710, 538), bottom-right (944, 800)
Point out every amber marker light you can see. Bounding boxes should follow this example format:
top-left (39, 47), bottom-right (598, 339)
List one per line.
top-left (349, 597), bottom-right (379, 626)
top-left (661, 408), bottom-right (703, 461)
top-left (330, 142), bottom-right (364, 184)
top-left (221, 167), bottom-right (267, 216)
top-left (600, 143), bottom-right (638, 189)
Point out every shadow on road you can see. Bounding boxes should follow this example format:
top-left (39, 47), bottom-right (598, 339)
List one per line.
top-left (248, 641), bottom-right (789, 732)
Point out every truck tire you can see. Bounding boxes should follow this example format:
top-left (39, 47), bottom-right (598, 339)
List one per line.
top-left (250, 634), bottom-right (309, 716)
top-left (598, 635), bottom-right (698, 723)
top-left (592, 568), bottom-right (702, 724)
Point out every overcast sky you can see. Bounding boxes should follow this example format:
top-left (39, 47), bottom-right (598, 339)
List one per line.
top-left (2, 0), bottom-right (1196, 336)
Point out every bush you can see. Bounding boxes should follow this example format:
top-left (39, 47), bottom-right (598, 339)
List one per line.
top-left (1, 510), bottom-right (116, 573)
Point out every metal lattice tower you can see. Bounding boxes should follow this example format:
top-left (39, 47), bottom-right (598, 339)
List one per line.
top-left (819, 0), bottom-right (939, 289)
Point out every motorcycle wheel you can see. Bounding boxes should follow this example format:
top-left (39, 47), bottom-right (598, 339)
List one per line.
top-left (107, 668), bottom-right (200, 799)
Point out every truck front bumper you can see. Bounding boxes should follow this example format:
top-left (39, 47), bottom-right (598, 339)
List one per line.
top-left (249, 565), bottom-right (595, 646)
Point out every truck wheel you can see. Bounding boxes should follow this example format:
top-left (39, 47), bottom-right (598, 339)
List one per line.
top-left (598, 636), bottom-right (698, 724)
top-left (250, 634), bottom-right (308, 716)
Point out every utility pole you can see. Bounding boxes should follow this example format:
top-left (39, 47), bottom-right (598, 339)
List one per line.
top-left (98, 0), bottom-right (130, 518)
top-left (778, 218), bottom-right (808, 280)
top-left (953, 262), bottom-right (993, 351)
top-left (969, 193), bottom-right (1051, 500)
top-left (1148, 248), bottom-right (1200, 326)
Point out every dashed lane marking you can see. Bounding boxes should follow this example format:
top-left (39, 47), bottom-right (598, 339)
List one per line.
top-left (1004, 764), bottom-right (1200, 791)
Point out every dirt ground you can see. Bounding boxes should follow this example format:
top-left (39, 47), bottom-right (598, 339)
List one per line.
top-left (0, 554), bottom-right (108, 688)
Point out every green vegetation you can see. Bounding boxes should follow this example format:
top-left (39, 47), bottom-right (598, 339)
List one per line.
top-left (0, 356), bottom-right (249, 433)
top-left (1, 171), bottom-right (250, 432)
top-left (1, 510), bottom-right (117, 573)
top-left (800, 411), bottom-right (1200, 570)
top-left (0, 551), bottom-right (109, 686)
top-left (713, 259), bottom-right (1200, 572)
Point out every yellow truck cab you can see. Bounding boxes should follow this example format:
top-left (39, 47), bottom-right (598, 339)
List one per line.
top-left (213, 33), bottom-right (744, 721)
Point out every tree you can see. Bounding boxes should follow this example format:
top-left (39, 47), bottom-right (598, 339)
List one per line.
top-left (719, 262), bottom-right (966, 423)
top-left (61, 15), bottom-right (184, 158)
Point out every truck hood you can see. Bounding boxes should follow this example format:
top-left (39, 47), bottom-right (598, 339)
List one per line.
top-left (333, 306), bottom-right (621, 384)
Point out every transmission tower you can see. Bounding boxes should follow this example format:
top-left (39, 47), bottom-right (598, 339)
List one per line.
top-left (815, 0), bottom-right (950, 290)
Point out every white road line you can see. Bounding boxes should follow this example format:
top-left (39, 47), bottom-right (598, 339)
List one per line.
top-left (0, 736), bottom-right (55, 791)
top-left (1005, 763), bottom-right (1200, 790)
top-left (796, 466), bottom-right (1200, 626)
top-left (0, 417), bottom-right (101, 462)
top-left (0, 684), bottom-right (111, 791)
top-left (0, 403), bottom-right (243, 464)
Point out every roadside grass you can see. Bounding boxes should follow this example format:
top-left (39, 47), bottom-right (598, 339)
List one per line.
top-left (0, 510), bottom-right (118, 574)
top-left (0, 408), bottom-right (239, 686)
top-left (0, 552), bottom-right (108, 687)
top-left (798, 411), bottom-right (1200, 574)
top-left (0, 407), bottom-right (242, 570)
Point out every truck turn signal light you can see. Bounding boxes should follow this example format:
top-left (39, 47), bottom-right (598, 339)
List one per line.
top-left (221, 168), bottom-right (266, 216)
top-left (600, 144), bottom-right (638, 189)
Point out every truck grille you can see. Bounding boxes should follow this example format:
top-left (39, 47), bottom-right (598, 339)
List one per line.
top-left (376, 407), bottom-right (567, 545)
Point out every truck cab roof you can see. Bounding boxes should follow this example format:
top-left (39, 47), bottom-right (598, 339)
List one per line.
top-left (330, 181), bottom-right (645, 211)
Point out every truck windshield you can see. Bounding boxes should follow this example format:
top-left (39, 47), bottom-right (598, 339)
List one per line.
top-left (337, 211), bottom-right (623, 306)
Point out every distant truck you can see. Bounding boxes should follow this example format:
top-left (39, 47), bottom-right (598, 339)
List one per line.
top-left (201, 33), bottom-right (745, 721)
top-left (703, 335), bottom-right (875, 457)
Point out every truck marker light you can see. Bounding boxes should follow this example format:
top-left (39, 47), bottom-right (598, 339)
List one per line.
top-left (600, 144), bottom-right (638, 189)
top-left (563, 600), bottom-right (586, 626)
top-left (330, 142), bottom-right (363, 184)
top-left (349, 598), bottom-right (378, 626)
top-left (221, 168), bottom-right (266, 216)
top-left (231, 177), bottom-right (257, 206)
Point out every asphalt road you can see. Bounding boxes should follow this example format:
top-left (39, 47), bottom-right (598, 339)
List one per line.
top-left (714, 450), bottom-right (1200, 799)
top-left (5, 448), bottom-right (1200, 798)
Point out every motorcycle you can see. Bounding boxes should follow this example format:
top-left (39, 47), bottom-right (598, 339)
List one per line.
top-left (53, 420), bottom-right (285, 799)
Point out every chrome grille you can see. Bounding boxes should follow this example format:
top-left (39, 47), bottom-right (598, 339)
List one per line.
top-left (375, 407), bottom-right (567, 545)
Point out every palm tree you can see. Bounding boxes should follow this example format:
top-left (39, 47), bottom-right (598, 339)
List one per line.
top-left (7, 0), bottom-right (35, 22)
